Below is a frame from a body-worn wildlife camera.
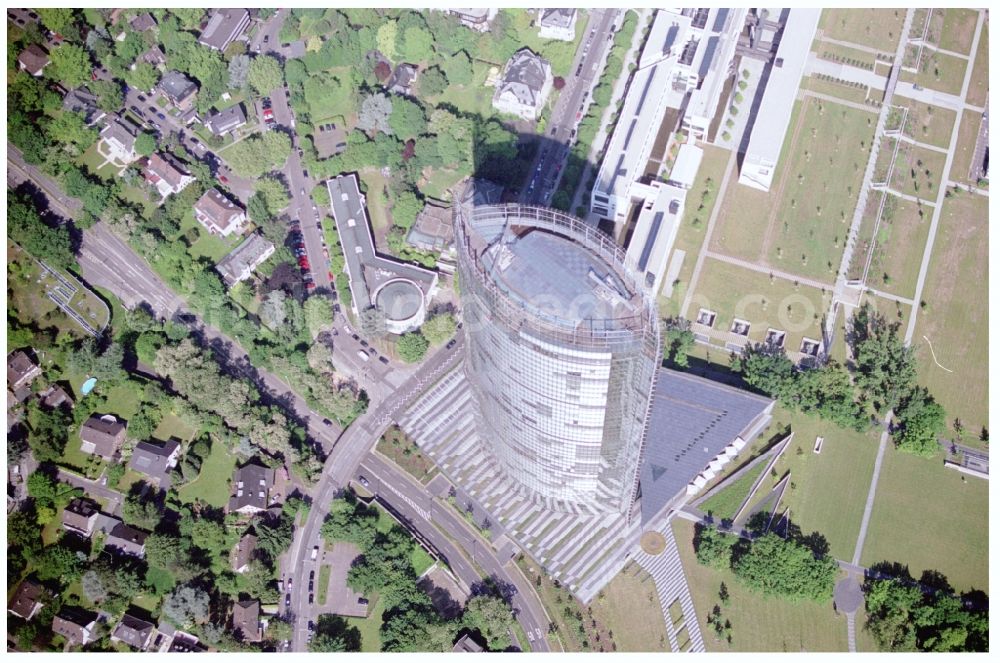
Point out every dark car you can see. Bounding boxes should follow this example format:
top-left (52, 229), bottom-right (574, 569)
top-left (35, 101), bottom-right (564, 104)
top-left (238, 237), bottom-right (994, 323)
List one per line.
top-left (157, 112), bottom-right (166, 120)
top-left (308, 621), bottom-right (315, 632)
top-left (308, 581), bottom-right (314, 592)
top-left (129, 105), bottom-right (143, 116)
top-left (137, 94), bottom-right (147, 102)
top-left (285, 594), bottom-right (291, 607)
top-left (378, 356), bottom-right (389, 365)
top-left (308, 593), bottom-right (314, 604)
top-left (446, 339), bottom-right (457, 350)
top-left (322, 418), bottom-right (333, 426)
top-left (147, 106), bottom-right (156, 114)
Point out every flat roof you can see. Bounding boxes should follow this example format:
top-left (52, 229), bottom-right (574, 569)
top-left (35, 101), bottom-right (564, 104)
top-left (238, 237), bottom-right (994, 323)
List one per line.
top-left (639, 369), bottom-right (774, 524)
top-left (484, 229), bottom-right (638, 324)
top-left (328, 174), bottom-right (437, 314)
top-left (742, 9), bottom-right (821, 170)
top-left (624, 182), bottom-right (685, 294)
top-left (376, 280), bottom-right (423, 321)
top-left (670, 143), bottom-right (704, 188)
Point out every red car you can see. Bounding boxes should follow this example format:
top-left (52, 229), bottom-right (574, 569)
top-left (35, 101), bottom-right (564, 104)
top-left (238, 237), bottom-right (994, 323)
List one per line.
top-left (328, 271), bottom-right (334, 281)
top-left (298, 258), bottom-right (310, 268)
top-left (305, 282), bottom-right (316, 290)
top-left (219, 174), bottom-right (229, 184)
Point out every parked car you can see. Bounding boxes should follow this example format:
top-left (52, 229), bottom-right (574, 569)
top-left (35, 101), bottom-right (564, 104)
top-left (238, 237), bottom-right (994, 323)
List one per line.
top-left (446, 339), bottom-right (457, 349)
top-left (357, 350), bottom-right (370, 362)
top-left (156, 112), bottom-right (166, 120)
top-left (285, 594), bottom-right (291, 607)
top-left (358, 476), bottom-right (370, 487)
top-left (378, 356), bottom-right (389, 365)
top-left (137, 94), bottom-right (147, 102)
top-left (322, 419), bottom-right (333, 427)
top-left (219, 174), bottom-right (229, 184)
top-left (311, 545), bottom-right (319, 560)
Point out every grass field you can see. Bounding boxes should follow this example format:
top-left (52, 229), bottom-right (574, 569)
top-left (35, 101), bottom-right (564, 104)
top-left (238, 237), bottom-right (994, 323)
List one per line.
top-left (347, 593), bottom-right (385, 652)
top-left (890, 141), bottom-right (947, 201)
top-left (433, 59), bottom-right (498, 120)
top-left (966, 21), bottom-right (988, 107)
top-left (937, 8), bottom-right (979, 55)
top-left (813, 39), bottom-right (877, 70)
top-left (860, 448), bottom-right (988, 592)
top-left (359, 169), bottom-right (391, 231)
top-left (317, 564), bottom-right (331, 605)
top-left (688, 258), bottom-right (831, 355)
top-left (799, 75), bottom-right (876, 107)
top-left (671, 519), bottom-right (849, 652)
top-left (419, 166), bottom-right (464, 201)
top-left (754, 411), bottom-right (881, 561)
top-left (864, 194), bottom-right (932, 299)
top-left (818, 9), bottom-right (906, 51)
top-left (948, 109), bottom-right (984, 185)
top-left (375, 427), bottom-right (438, 485)
top-left (699, 461), bottom-right (768, 521)
top-left (863, 293), bottom-right (912, 338)
top-left (902, 50), bottom-right (967, 96)
top-left (889, 96), bottom-right (957, 149)
top-left (589, 562), bottom-right (669, 651)
top-left (152, 412), bottom-right (197, 443)
top-left (178, 210), bottom-right (240, 263)
top-left (504, 8), bottom-right (587, 78)
top-left (659, 143), bottom-right (730, 318)
top-left (712, 97), bottom-right (873, 285)
top-left (911, 192), bottom-right (988, 441)
top-left (177, 439), bottom-right (235, 507)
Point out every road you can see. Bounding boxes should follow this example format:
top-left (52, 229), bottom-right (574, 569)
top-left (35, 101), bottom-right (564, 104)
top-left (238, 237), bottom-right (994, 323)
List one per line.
top-left (57, 468), bottom-right (124, 517)
top-left (286, 337), bottom-right (469, 651)
top-left (248, 9), bottom-right (287, 55)
top-left (359, 453), bottom-right (552, 650)
top-left (520, 8), bottom-right (620, 205)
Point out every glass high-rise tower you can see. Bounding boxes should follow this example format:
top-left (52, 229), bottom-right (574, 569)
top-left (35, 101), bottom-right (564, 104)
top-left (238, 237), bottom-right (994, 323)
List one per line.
top-left (455, 203), bottom-right (661, 515)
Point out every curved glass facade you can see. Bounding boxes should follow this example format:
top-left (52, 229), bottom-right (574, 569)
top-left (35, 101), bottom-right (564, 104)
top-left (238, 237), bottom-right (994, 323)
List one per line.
top-left (456, 204), bottom-right (661, 514)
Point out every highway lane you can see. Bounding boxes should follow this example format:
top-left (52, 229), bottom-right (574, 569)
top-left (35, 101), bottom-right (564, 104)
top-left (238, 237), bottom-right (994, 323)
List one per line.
top-left (521, 8), bottom-right (621, 205)
top-left (287, 337), bottom-right (467, 651)
top-left (359, 453), bottom-right (552, 651)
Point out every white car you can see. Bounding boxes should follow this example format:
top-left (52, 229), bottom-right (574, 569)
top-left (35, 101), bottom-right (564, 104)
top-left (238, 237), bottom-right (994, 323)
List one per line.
top-left (311, 545), bottom-right (319, 560)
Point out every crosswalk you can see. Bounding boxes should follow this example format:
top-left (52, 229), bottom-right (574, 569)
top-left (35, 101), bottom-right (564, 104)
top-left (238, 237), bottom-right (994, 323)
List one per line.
top-left (633, 524), bottom-right (705, 653)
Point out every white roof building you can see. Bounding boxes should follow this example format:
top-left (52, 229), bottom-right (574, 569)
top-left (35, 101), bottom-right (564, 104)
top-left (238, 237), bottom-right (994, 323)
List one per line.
top-left (623, 180), bottom-right (686, 296)
top-left (738, 9), bottom-right (822, 192)
top-left (538, 8), bottom-right (577, 42)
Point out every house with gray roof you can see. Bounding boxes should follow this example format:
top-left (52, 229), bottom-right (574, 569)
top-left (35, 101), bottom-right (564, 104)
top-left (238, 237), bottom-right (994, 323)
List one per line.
top-left (129, 12), bottom-right (157, 32)
top-left (387, 63), bottom-right (419, 96)
top-left (492, 48), bottom-right (553, 120)
top-left (140, 45), bottom-right (166, 68)
top-left (62, 496), bottom-right (101, 537)
top-left (7, 350), bottom-right (41, 391)
top-left (8, 580), bottom-right (44, 621)
top-left (158, 70), bottom-right (198, 110)
top-left (232, 600), bottom-right (262, 642)
top-left (204, 103), bottom-right (247, 136)
top-left (538, 8), bottom-right (578, 41)
top-left (63, 88), bottom-right (106, 126)
top-left (215, 233), bottom-right (275, 287)
top-left (198, 8), bottom-right (251, 52)
top-left (227, 464), bottom-right (274, 515)
top-left (406, 199), bottom-right (453, 254)
top-left (52, 608), bottom-right (99, 647)
top-left (111, 614), bottom-right (157, 651)
top-left (232, 532), bottom-right (258, 573)
top-left (194, 188), bottom-right (247, 237)
top-left (40, 384), bottom-right (74, 410)
top-left (99, 115), bottom-right (141, 165)
top-left (446, 8), bottom-right (497, 32)
top-left (80, 413), bottom-right (127, 459)
top-left (105, 522), bottom-right (148, 558)
top-left (128, 438), bottom-right (181, 487)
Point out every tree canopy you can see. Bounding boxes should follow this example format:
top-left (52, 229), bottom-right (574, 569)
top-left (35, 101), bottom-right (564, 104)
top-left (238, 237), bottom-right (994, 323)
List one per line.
top-left (731, 533), bottom-right (838, 602)
top-left (248, 55), bottom-right (284, 96)
top-left (47, 43), bottom-right (92, 88)
top-left (396, 331), bottom-right (429, 363)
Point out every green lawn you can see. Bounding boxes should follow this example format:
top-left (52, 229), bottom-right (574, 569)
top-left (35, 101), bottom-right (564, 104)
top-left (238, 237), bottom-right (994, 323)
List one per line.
top-left (860, 448), bottom-right (988, 593)
top-left (432, 59), bottom-right (497, 119)
top-left (818, 8), bottom-right (906, 50)
top-left (177, 439), bottom-right (236, 507)
top-left (889, 96), bottom-right (957, 149)
top-left (316, 564), bottom-right (331, 605)
top-left (346, 593), bottom-right (385, 652)
top-left (966, 21), bottom-right (988, 107)
top-left (688, 258), bottom-right (832, 355)
top-left (902, 50), bottom-right (967, 96)
top-left (937, 8), bottom-right (979, 55)
top-left (375, 427), bottom-right (438, 485)
top-left (659, 143), bottom-right (730, 318)
top-left (502, 8), bottom-right (588, 78)
top-left (152, 412), bottom-right (198, 443)
top-left (799, 74), bottom-right (877, 107)
top-left (589, 561), bottom-right (669, 651)
top-left (101, 382), bottom-right (144, 421)
top-left (359, 169), bottom-right (390, 231)
top-left (756, 411), bottom-right (881, 561)
top-left (948, 109), bottom-right (984, 185)
top-left (812, 39), bottom-right (878, 70)
top-left (890, 142), bottom-right (947, 201)
top-left (420, 167), bottom-right (464, 201)
top-left (911, 193), bottom-right (988, 442)
top-left (863, 194), bottom-right (930, 299)
top-left (699, 461), bottom-right (769, 522)
top-left (672, 519), bottom-right (849, 651)
top-left (179, 210), bottom-right (241, 263)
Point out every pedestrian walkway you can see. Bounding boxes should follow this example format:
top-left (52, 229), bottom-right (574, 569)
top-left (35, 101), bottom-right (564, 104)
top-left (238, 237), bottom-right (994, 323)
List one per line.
top-left (805, 52), bottom-right (889, 90)
top-left (633, 522), bottom-right (706, 652)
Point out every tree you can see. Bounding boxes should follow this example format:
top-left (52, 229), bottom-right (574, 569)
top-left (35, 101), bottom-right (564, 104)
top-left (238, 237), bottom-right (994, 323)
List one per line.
top-left (731, 533), bottom-right (838, 602)
top-left (732, 343), bottom-right (797, 403)
top-left (396, 331), bottom-right (428, 363)
top-left (304, 296), bottom-right (334, 337)
top-left (260, 289), bottom-right (288, 330)
top-left (358, 92), bottom-right (393, 135)
top-left (228, 53), bottom-right (250, 89)
top-left (421, 313), bottom-right (456, 345)
top-left (463, 594), bottom-right (514, 650)
top-left (553, 76), bottom-right (566, 90)
top-left (89, 79), bottom-right (124, 112)
top-left (8, 191), bottom-right (76, 270)
top-left (893, 387), bottom-right (946, 457)
top-left (35, 543), bottom-right (83, 582)
top-left (162, 585), bottom-right (210, 629)
top-left (47, 43), bottom-right (92, 88)
top-left (135, 132), bottom-right (156, 157)
top-left (171, 8), bottom-right (205, 29)
top-left (310, 614), bottom-right (361, 652)
top-left (125, 61), bottom-right (160, 92)
top-left (25, 402), bottom-right (72, 463)
top-left (849, 302), bottom-right (916, 413)
top-left (122, 485), bottom-right (163, 530)
top-left (359, 306), bottom-right (387, 339)
top-left (248, 55), bottom-right (284, 96)
top-left (390, 189), bottom-right (422, 230)
top-left (46, 110), bottom-right (97, 149)
top-left (256, 513), bottom-right (295, 561)
top-left (418, 66), bottom-right (448, 97)
top-left (65, 338), bottom-right (127, 385)
top-left (693, 525), bottom-right (735, 570)
top-left (81, 570), bottom-right (108, 603)
top-left (225, 131), bottom-right (292, 178)
top-left (39, 8), bottom-right (76, 33)
top-left (662, 317), bottom-right (695, 368)
top-left (400, 25), bottom-right (434, 62)
top-left (376, 21), bottom-right (398, 61)
top-left (266, 616), bottom-right (293, 642)
top-left (864, 578), bottom-right (925, 651)
top-left (145, 532), bottom-right (188, 572)
top-left (320, 495), bottom-right (378, 551)
top-left (443, 50), bottom-right (474, 85)
top-left (388, 96), bottom-right (427, 140)
top-left (255, 177), bottom-right (290, 214)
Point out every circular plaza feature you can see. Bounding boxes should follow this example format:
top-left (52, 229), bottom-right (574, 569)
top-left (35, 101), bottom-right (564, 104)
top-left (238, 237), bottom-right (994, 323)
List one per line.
top-left (374, 279), bottom-right (424, 330)
top-left (640, 531), bottom-right (667, 556)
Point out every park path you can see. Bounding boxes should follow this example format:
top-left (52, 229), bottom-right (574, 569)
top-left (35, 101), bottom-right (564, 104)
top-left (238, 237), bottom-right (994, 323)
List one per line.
top-left (633, 522), bottom-right (706, 653)
top-left (680, 150), bottom-right (738, 318)
top-left (704, 251), bottom-right (833, 291)
top-left (845, 9), bottom-right (986, 652)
